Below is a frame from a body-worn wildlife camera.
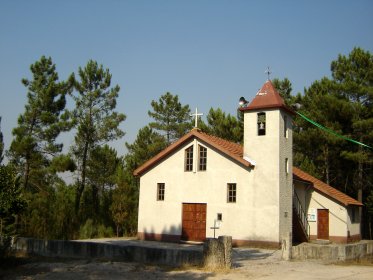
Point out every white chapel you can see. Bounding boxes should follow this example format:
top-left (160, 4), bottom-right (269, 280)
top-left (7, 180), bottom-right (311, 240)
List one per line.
top-left (134, 79), bottom-right (362, 257)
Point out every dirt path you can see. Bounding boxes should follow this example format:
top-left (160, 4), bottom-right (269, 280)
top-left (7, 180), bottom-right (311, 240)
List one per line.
top-left (2, 250), bottom-right (373, 280)
top-left (2, 259), bottom-right (373, 280)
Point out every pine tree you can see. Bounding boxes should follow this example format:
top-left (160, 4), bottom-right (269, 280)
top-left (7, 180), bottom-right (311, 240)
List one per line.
top-left (86, 145), bottom-right (119, 222)
top-left (148, 92), bottom-right (192, 143)
top-left (8, 56), bottom-right (72, 191)
top-left (0, 117), bottom-right (3, 164)
top-left (294, 78), bottom-right (348, 185)
top-left (118, 126), bottom-right (167, 234)
top-left (0, 165), bottom-right (26, 254)
top-left (272, 77), bottom-right (296, 106)
top-left (71, 60), bottom-right (126, 215)
top-left (331, 47), bottom-right (373, 236)
top-left (199, 108), bottom-right (242, 143)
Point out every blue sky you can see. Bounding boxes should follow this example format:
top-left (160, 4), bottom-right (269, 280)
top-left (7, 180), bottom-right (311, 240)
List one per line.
top-left (1, 0), bottom-right (372, 156)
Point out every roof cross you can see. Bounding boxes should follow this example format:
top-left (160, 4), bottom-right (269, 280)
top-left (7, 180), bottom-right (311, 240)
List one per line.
top-left (190, 108), bottom-right (203, 128)
top-left (265, 66), bottom-right (272, 81)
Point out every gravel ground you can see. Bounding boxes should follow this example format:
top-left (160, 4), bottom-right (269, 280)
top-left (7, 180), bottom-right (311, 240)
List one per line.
top-left (1, 248), bottom-right (373, 280)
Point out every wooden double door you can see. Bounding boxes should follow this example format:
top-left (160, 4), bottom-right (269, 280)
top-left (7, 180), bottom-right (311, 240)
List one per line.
top-left (181, 203), bottom-right (206, 242)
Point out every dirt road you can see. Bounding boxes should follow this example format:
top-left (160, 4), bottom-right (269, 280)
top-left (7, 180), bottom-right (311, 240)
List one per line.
top-left (2, 248), bottom-right (373, 279)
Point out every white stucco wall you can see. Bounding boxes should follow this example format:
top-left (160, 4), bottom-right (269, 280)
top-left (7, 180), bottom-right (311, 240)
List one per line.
top-left (138, 107), bottom-right (293, 245)
top-left (243, 109), bottom-right (293, 244)
top-left (347, 208), bottom-right (361, 237)
top-left (138, 136), bottom-right (282, 243)
top-left (294, 182), bottom-right (358, 240)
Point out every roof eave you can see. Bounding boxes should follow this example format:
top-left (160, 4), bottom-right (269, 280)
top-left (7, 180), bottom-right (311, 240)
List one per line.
top-left (133, 130), bottom-right (253, 177)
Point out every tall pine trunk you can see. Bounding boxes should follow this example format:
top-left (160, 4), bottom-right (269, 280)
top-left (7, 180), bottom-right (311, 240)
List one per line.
top-left (323, 144), bottom-right (330, 185)
top-left (75, 140), bottom-right (89, 214)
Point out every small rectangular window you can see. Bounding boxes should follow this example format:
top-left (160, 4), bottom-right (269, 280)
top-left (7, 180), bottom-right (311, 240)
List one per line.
top-left (227, 183), bottom-right (236, 203)
top-left (157, 183), bottom-right (165, 201)
top-left (199, 145), bottom-right (207, 171)
top-left (285, 158), bottom-right (289, 174)
top-left (284, 115), bottom-right (288, 138)
top-left (185, 146), bottom-right (193, 171)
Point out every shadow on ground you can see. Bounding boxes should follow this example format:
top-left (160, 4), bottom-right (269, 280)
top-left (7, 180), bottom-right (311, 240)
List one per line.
top-left (232, 248), bottom-right (279, 268)
top-left (0, 257), bottom-right (217, 280)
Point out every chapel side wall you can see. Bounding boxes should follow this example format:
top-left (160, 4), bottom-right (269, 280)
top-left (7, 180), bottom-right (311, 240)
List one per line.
top-left (308, 190), bottom-right (348, 240)
top-left (347, 209), bottom-right (361, 239)
top-left (137, 138), bottom-right (280, 243)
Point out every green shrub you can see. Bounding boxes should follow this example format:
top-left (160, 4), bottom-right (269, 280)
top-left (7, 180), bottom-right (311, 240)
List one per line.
top-left (79, 219), bottom-right (114, 239)
top-left (97, 224), bottom-right (114, 238)
top-left (79, 219), bottom-right (96, 239)
top-left (0, 235), bottom-right (12, 258)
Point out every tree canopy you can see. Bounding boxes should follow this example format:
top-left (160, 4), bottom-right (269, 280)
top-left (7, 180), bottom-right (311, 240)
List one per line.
top-left (148, 92), bottom-right (192, 143)
top-left (199, 108), bottom-right (243, 143)
top-left (1, 48), bottom-right (372, 240)
top-left (8, 56), bottom-right (71, 191)
top-left (70, 60), bottom-right (126, 215)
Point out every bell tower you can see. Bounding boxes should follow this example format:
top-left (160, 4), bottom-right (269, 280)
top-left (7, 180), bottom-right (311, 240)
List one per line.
top-left (240, 79), bottom-right (295, 259)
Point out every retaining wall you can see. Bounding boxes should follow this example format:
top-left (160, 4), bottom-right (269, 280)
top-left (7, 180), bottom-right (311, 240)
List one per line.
top-left (11, 237), bottom-right (202, 267)
top-left (292, 240), bottom-right (373, 261)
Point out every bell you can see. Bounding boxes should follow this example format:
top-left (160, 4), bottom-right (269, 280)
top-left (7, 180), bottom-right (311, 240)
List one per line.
top-left (259, 122), bottom-right (265, 130)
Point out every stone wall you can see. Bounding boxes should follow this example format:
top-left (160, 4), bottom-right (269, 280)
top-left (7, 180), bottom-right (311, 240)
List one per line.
top-left (11, 237), bottom-right (202, 267)
top-left (292, 241), bottom-right (373, 261)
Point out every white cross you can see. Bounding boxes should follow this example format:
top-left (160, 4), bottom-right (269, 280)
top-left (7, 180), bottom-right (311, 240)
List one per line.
top-left (190, 107), bottom-right (203, 128)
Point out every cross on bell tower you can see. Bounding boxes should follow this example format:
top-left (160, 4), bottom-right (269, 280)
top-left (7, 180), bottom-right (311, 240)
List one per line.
top-left (265, 66), bottom-right (272, 81)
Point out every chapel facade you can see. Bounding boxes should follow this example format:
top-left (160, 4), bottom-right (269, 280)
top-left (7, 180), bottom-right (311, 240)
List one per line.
top-left (134, 79), bottom-right (362, 258)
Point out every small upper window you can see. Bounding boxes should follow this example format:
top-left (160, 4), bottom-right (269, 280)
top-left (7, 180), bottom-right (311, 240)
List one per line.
top-left (199, 145), bottom-right (207, 171)
top-left (185, 146), bottom-right (193, 171)
top-left (227, 183), bottom-right (237, 203)
top-left (157, 183), bottom-right (165, 201)
top-left (285, 158), bottom-right (289, 175)
top-left (257, 112), bottom-right (266, 136)
top-left (284, 115), bottom-right (288, 138)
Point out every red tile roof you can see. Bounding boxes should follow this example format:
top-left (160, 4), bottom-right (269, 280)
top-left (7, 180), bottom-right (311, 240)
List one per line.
top-left (134, 128), bottom-right (362, 207)
top-left (133, 129), bottom-right (252, 176)
top-left (240, 80), bottom-right (295, 115)
top-left (293, 167), bottom-right (362, 206)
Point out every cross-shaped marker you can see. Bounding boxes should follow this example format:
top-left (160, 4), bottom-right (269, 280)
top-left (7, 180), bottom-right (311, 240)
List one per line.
top-left (265, 66), bottom-right (272, 80)
top-left (190, 108), bottom-right (203, 128)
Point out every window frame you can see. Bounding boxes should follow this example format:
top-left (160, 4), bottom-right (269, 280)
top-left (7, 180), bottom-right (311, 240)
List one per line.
top-left (198, 145), bottom-right (207, 171)
top-left (284, 115), bottom-right (288, 138)
top-left (257, 112), bottom-right (266, 136)
top-left (227, 183), bottom-right (237, 203)
top-left (157, 183), bottom-right (165, 201)
top-left (184, 145), bottom-right (193, 172)
top-left (285, 158), bottom-right (289, 175)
